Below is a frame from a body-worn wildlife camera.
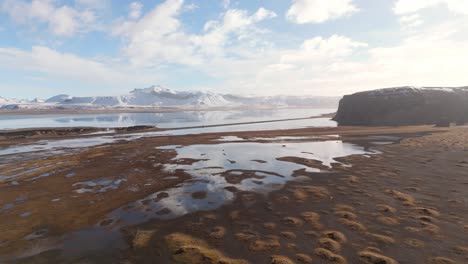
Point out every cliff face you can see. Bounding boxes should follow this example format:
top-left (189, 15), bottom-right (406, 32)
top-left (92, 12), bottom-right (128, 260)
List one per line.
top-left (333, 87), bottom-right (468, 126)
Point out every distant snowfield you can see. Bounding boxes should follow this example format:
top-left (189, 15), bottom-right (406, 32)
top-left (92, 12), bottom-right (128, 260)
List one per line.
top-left (0, 85), bottom-right (340, 110)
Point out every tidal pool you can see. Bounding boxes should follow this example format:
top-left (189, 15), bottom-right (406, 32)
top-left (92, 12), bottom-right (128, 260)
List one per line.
top-left (106, 139), bottom-right (375, 225)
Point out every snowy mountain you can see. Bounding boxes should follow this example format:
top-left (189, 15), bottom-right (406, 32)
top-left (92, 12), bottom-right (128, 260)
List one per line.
top-left (45, 94), bottom-right (72, 103)
top-left (0, 85), bottom-right (340, 110)
top-left (30, 98), bottom-right (45, 103)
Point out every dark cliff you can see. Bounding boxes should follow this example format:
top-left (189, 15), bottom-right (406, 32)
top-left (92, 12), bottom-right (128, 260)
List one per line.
top-left (333, 87), bottom-right (468, 126)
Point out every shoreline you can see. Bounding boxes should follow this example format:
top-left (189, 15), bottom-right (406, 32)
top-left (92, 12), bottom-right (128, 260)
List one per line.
top-left (0, 106), bottom-right (335, 116)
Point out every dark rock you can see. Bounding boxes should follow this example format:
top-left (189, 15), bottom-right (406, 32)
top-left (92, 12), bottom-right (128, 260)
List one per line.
top-left (333, 87), bottom-right (468, 126)
top-left (116, 125), bottom-right (155, 132)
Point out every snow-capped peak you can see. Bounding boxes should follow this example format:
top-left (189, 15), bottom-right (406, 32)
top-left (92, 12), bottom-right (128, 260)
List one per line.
top-left (130, 85), bottom-right (175, 95)
top-left (31, 98), bottom-right (45, 103)
top-left (46, 94), bottom-right (72, 103)
top-left (1, 85), bottom-right (341, 110)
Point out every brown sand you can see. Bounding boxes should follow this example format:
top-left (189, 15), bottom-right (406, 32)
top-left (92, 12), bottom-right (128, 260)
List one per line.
top-left (1, 126), bottom-right (467, 263)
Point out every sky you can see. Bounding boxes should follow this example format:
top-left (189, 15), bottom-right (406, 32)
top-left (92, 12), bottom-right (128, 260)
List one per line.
top-left (0, 0), bottom-right (468, 99)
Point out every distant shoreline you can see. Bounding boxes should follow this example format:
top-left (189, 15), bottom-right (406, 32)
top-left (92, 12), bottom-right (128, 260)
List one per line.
top-left (0, 106), bottom-right (336, 116)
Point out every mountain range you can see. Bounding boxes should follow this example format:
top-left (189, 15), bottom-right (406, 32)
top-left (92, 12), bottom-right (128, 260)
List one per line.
top-left (0, 85), bottom-right (340, 110)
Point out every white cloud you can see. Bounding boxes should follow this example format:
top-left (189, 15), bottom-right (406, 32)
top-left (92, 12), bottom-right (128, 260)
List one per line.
top-left (0, 0), bottom-right (97, 37)
top-left (183, 3), bottom-right (198, 11)
top-left (112, 0), bottom-right (276, 67)
top-left (399, 14), bottom-right (424, 29)
top-left (112, 0), bottom-right (196, 66)
top-left (366, 23), bottom-right (468, 87)
top-left (394, 0), bottom-right (468, 15)
top-left (280, 35), bottom-right (367, 65)
top-left (193, 7), bottom-right (276, 57)
top-left (129, 2), bottom-right (143, 19)
top-left (286, 0), bottom-right (358, 24)
top-left (0, 46), bottom-right (161, 86)
top-left (247, 21), bottom-right (468, 96)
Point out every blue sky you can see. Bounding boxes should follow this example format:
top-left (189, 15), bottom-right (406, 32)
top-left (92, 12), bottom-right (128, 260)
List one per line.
top-left (1, 0), bottom-right (468, 99)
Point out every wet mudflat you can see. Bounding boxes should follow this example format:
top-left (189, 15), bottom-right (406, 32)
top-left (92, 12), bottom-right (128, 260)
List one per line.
top-left (0, 125), bottom-right (466, 263)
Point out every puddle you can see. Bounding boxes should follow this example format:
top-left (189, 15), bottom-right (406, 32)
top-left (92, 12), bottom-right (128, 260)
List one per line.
top-left (65, 172), bottom-right (77, 178)
top-left (73, 178), bottom-right (127, 194)
top-left (0, 137), bottom-right (119, 156)
top-left (24, 229), bottom-right (48, 240)
top-left (0, 197), bottom-right (28, 213)
top-left (103, 139), bottom-right (374, 227)
top-left (370, 141), bottom-right (394, 145)
top-left (20, 212), bottom-right (32, 217)
top-left (215, 136), bottom-right (244, 142)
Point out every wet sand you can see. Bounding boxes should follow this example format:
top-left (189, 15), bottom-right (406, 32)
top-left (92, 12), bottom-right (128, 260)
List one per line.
top-left (1, 125), bottom-right (467, 263)
top-left (119, 127), bottom-right (468, 264)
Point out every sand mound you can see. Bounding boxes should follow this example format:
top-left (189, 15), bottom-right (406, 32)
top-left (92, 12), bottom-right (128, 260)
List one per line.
top-left (280, 231), bottom-right (297, 239)
top-left (405, 238), bottom-right (424, 248)
top-left (271, 255), bottom-right (294, 264)
top-left (338, 218), bottom-right (366, 232)
top-left (302, 185), bottom-right (330, 198)
top-left (208, 226), bottom-right (226, 239)
top-left (367, 233), bottom-right (395, 244)
top-left (376, 204), bottom-right (396, 214)
top-left (282, 216), bottom-right (304, 227)
top-left (301, 212), bottom-right (323, 229)
top-left (314, 248), bottom-right (347, 264)
top-left (263, 222), bottom-right (277, 230)
top-left (318, 238), bottom-right (342, 252)
top-left (386, 190), bottom-right (415, 206)
top-left (234, 231), bottom-right (257, 242)
top-left (413, 207), bottom-right (440, 217)
top-left (377, 216), bottom-right (400, 226)
top-left (295, 253), bottom-right (313, 263)
top-left (429, 257), bottom-right (455, 264)
top-left (165, 233), bottom-right (248, 264)
top-left (358, 250), bottom-right (398, 264)
top-left (335, 210), bottom-right (357, 220)
top-left (132, 229), bottom-right (156, 249)
top-left (322, 230), bottom-right (347, 244)
top-left (249, 236), bottom-right (281, 252)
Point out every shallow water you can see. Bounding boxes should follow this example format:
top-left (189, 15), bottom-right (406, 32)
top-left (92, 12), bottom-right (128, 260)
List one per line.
top-left (0, 108), bottom-right (335, 130)
top-left (106, 140), bottom-right (374, 225)
top-left (0, 117), bottom-right (336, 156)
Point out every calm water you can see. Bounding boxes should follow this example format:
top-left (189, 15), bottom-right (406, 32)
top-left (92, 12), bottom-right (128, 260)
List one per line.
top-left (0, 108), bottom-right (337, 156)
top-left (110, 140), bottom-right (374, 223)
top-left (0, 108), bottom-right (335, 130)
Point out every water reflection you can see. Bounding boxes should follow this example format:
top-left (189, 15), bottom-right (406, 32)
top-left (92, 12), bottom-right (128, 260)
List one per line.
top-left (107, 140), bottom-right (374, 226)
top-left (0, 108), bottom-right (335, 130)
top-left (0, 117), bottom-right (336, 157)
